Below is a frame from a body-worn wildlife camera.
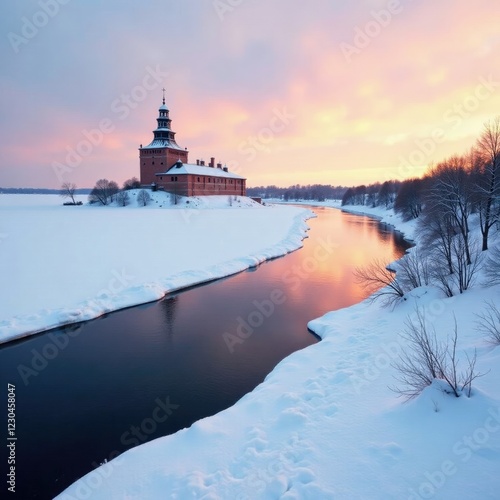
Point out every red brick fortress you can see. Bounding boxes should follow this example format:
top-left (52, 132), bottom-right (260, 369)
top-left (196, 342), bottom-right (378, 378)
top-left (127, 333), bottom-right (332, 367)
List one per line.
top-left (139, 94), bottom-right (246, 197)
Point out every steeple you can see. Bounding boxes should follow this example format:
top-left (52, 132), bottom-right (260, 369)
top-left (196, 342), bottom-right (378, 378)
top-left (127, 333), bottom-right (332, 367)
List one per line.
top-left (142, 92), bottom-right (184, 150)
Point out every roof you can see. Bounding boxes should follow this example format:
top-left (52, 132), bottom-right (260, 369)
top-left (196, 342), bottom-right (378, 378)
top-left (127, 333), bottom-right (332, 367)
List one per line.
top-left (156, 162), bottom-right (246, 180)
top-left (159, 104), bottom-right (168, 111)
top-left (141, 139), bottom-right (186, 151)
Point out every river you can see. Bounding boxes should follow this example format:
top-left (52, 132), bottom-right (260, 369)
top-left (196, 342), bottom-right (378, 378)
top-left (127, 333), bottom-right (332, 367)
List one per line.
top-left (0, 206), bottom-right (411, 499)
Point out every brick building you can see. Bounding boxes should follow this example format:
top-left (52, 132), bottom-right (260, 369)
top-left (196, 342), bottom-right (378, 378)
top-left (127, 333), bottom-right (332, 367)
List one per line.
top-left (139, 94), bottom-right (246, 197)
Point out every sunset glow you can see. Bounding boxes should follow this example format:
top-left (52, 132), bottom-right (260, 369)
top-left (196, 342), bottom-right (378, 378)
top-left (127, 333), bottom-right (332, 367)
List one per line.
top-left (1, 0), bottom-right (499, 188)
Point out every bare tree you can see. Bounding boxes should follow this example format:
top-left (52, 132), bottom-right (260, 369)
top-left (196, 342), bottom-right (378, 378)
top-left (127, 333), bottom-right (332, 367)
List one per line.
top-left (88, 179), bottom-right (119, 206)
top-left (427, 155), bottom-right (474, 264)
top-left (394, 178), bottom-right (425, 221)
top-left (483, 243), bottom-right (500, 286)
top-left (391, 309), bottom-right (484, 399)
top-left (394, 249), bottom-right (431, 290)
top-left (60, 182), bottom-right (77, 204)
top-left (475, 301), bottom-right (500, 345)
top-left (354, 259), bottom-right (405, 306)
top-left (137, 189), bottom-right (151, 206)
top-left (116, 190), bottom-right (130, 207)
top-left (474, 116), bottom-right (500, 251)
top-left (377, 180), bottom-right (397, 208)
top-left (417, 207), bottom-right (456, 275)
top-left (452, 238), bottom-right (482, 294)
top-left (123, 177), bottom-right (141, 190)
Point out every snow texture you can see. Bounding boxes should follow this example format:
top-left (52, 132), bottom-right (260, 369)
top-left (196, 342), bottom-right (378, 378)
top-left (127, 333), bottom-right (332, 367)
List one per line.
top-left (56, 199), bottom-right (500, 499)
top-left (0, 193), bottom-right (313, 344)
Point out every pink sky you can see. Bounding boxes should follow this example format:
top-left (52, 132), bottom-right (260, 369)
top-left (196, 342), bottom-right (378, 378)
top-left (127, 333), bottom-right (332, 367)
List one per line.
top-left (1, 0), bottom-right (499, 188)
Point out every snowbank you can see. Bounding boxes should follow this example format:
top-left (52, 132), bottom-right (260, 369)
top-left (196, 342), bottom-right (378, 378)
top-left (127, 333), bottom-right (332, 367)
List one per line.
top-left (0, 193), bottom-right (313, 344)
top-left (58, 201), bottom-right (500, 499)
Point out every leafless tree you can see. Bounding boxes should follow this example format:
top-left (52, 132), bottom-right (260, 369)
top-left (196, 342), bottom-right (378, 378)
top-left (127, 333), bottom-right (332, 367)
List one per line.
top-left (394, 249), bottom-right (431, 290)
top-left (394, 178), bottom-right (425, 221)
top-left (137, 189), bottom-right (151, 206)
top-left (123, 177), bottom-right (141, 190)
top-left (431, 237), bottom-right (483, 296)
top-left (354, 259), bottom-right (405, 306)
top-left (116, 190), bottom-right (130, 207)
top-left (391, 309), bottom-right (484, 399)
top-left (483, 243), bottom-right (500, 286)
top-left (452, 238), bottom-right (482, 294)
top-left (475, 301), bottom-right (500, 345)
top-left (60, 182), bottom-right (77, 204)
top-left (427, 155), bottom-right (474, 264)
top-left (377, 180), bottom-right (397, 208)
top-left (88, 179), bottom-right (119, 205)
top-left (474, 116), bottom-right (500, 251)
top-left (417, 208), bottom-right (456, 275)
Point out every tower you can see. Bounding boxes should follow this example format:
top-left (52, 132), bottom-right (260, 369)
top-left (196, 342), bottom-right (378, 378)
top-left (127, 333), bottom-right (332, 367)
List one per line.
top-left (139, 90), bottom-right (189, 185)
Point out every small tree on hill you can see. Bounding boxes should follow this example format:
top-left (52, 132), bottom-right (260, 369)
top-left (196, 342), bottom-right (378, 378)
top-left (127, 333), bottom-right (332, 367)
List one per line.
top-left (137, 190), bottom-right (151, 206)
top-left (123, 177), bottom-right (141, 190)
top-left (89, 179), bottom-right (119, 205)
top-left (116, 190), bottom-right (130, 207)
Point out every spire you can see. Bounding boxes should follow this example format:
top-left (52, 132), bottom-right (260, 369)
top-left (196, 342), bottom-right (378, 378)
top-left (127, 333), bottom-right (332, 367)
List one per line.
top-left (162, 87), bottom-right (166, 105)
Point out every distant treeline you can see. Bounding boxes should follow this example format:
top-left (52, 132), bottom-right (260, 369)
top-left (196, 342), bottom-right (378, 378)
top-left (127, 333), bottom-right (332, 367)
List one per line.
top-left (342, 116), bottom-right (500, 252)
top-left (0, 187), bottom-right (91, 195)
top-left (247, 184), bottom-right (348, 201)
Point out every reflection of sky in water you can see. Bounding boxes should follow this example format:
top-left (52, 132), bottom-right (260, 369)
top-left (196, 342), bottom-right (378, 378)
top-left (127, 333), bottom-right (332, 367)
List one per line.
top-left (0, 207), bottom-right (410, 500)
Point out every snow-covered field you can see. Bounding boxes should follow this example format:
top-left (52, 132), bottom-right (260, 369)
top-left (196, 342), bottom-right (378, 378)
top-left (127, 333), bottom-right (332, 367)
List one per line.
top-left (57, 200), bottom-right (500, 499)
top-left (0, 193), bottom-right (312, 343)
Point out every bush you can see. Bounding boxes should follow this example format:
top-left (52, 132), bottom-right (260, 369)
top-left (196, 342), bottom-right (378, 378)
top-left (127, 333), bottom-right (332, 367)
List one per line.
top-left (475, 301), bottom-right (500, 345)
top-left (354, 259), bottom-right (405, 307)
top-left (391, 308), bottom-right (484, 399)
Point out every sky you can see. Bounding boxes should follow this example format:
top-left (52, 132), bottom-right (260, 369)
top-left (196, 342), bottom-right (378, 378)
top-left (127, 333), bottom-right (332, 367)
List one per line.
top-left (1, 0), bottom-right (499, 189)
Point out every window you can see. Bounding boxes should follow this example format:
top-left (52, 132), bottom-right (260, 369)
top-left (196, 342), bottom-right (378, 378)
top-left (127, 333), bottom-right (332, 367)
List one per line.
top-left (171, 176), bottom-right (174, 181)
top-left (197, 177), bottom-right (200, 182)
top-left (160, 176), bottom-right (163, 180)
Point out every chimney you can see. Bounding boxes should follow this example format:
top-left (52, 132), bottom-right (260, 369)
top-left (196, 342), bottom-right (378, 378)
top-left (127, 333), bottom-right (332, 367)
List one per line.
top-left (223, 166), bottom-right (228, 172)
top-left (196, 159), bottom-right (200, 165)
top-left (217, 162), bottom-right (222, 169)
top-left (200, 159), bottom-right (205, 166)
top-left (210, 157), bottom-right (215, 168)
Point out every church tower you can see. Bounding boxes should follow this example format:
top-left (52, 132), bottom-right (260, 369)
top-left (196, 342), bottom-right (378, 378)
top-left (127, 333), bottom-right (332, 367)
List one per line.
top-left (139, 90), bottom-right (189, 185)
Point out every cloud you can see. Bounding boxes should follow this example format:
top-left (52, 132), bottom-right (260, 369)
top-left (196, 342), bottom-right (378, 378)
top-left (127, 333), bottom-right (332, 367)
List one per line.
top-left (1, 0), bottom-right (499, 188)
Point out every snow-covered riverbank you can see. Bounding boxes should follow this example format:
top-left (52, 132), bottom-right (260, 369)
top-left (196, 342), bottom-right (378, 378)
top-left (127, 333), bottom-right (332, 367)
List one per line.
top-left (58, 200), bottom-right (500, 499)
top-left (0, 193), bottom-right (313, 344)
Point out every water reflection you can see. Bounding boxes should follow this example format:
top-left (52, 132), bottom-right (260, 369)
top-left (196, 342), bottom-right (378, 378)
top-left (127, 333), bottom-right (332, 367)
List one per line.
top-left (0, 207), bottom-right (410, 499)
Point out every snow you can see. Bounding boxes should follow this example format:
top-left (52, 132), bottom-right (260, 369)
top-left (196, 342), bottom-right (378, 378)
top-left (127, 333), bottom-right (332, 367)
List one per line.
top-left (157, 162), bottom-right (245, 179)
top-left (55, 199), bottom-right (500, 499)
top-left (0, 193), bottom-right (313, 344)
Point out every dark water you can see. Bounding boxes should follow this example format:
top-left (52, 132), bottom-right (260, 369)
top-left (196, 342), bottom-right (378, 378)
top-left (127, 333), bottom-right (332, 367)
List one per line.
top-left (0, 207), bottom-right (410, 499)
